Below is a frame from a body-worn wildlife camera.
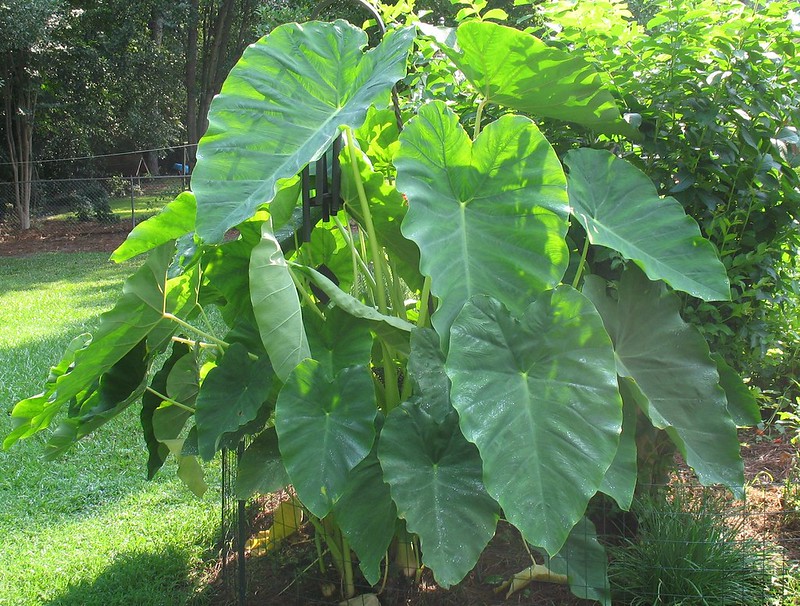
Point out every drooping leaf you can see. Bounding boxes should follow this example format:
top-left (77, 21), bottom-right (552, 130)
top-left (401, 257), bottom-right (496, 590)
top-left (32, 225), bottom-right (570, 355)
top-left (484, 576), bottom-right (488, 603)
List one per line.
top-left (446, 290), bottom-right (621, 555)
top-left (275, 360), bottom-right (377, 518)
top-left (43, 339), bottom-right (151, 459)
top-left (396, 101), bottom-right (569, 342)
top-left (111, 192), bottom-right (196, 262)
top-left (3, 334), bottom-right (90, 449)
top-left (583, 269), bottom-right (744, 497)
top-left (141, 341), bottom-right (190, 478)
top-left (407, 328), bottom-right (452, 423)
top-left (378, 403), bottom-right (499, 587)
top-left (195, 343), bottom-right (274, 460)
top-left (599, 386), bottom-right (638, 511)
top-left (235, 427), bottom-right (289, 500)
top-left (712, 353), bottom-right (760, 427)
top-left (192, 21), bottom-right (416, 242)
top-left (564, 148), bottom-right (730, 301)
top-left (443, 21), bottom-right (630, 134)
top-left (5, 244), bottom-right (197, 447)
top-left (535, 517), bottom-right (611, 606)
top-left (296, 264), bottom-right (414, 354)
top-left (334, 443), bottom-right (397, 585)
top-left (163, 438), bottom-right (208, 498)
top-left (250, 224), bottom-right (310, 382)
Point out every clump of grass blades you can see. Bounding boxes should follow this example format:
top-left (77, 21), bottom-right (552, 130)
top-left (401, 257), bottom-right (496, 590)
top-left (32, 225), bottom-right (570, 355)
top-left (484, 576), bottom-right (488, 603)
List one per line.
top-left (608, 488), bottom-right (776, 606)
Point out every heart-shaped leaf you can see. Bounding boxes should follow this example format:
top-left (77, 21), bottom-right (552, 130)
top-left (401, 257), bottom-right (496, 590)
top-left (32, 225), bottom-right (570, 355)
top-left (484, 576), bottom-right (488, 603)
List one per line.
top-left (446, 290), bottom-right (621, 555)
top-left (378, 403), bottom-right (499, 587)
top-left (195, 343), bottom-right (274, 460)
top-left (192, 21), bottom-right (415, 242)
top-left (333, 444), bottom-right (397, 585)
top-left (396, 101), bottom-right (569, 342)
top-left (583, 269), bottom-right (744, 497)
top-left (443, 21), bottom-right (630, 134)
top-left (407, 328), bottom-right (452, 423)
top-left (565, 148), bottom-right (730, 301)
top-left (275, 360), bottom-right (377, 517)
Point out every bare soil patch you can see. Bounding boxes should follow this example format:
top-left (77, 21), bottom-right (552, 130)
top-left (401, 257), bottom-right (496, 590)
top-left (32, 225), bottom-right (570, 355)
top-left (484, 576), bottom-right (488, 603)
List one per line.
top-left (0, 219), bottom-right (130, 256)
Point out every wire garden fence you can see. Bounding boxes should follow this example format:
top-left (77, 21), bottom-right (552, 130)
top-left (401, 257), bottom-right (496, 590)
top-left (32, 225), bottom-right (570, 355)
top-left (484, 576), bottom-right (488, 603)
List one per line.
top-left (218, 456), bottom-right (800, 606)
top-left (0, 175), bottom-right (189, 241)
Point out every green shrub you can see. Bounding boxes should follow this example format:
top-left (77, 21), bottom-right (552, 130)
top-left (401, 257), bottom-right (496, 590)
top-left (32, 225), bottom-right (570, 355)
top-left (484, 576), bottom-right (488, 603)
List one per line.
top-left (609, 490), bottom-right (776, 605)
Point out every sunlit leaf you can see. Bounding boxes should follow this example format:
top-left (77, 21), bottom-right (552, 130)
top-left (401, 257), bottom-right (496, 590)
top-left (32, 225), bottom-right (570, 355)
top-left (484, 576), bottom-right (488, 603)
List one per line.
top-left (192, 21), bottom-right (415, 242)
top-left (446, 290), bottom-right (621, 555)
top-left (396, 101), bottom-right (569, 342)
top-left (565, 148), bottom-right (730, 301)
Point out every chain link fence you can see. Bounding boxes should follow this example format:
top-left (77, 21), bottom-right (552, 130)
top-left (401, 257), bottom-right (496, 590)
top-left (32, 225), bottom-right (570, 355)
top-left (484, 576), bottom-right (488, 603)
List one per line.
top-left (0, 175), bottom-right (189, 244)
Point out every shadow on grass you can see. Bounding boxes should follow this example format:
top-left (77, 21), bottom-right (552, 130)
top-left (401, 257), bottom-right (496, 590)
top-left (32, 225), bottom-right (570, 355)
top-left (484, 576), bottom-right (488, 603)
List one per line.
top-left (44, 546), bottom-right (222, 606)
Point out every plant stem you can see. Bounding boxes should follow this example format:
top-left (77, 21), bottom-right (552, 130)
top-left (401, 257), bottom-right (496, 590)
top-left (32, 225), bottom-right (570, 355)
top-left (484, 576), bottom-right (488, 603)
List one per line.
top-left (145, 387), bottom-right (196, 413)
top-left (474, 97), bottom-right (487, 139)
top-left (416, 275), bottom-right (432, 328)
top-left (572, 236), bottom-right (591, 289)
top-left (381, 342), bottom-right (400, 412)
top-left (287, 266), bottom-right (326, 320)
top-left (341, 534), bottom-right (355, 598)
top-left (333, 215), bottom-right (376, 290)
top-left (345, 127), bottom-right (388, 314)
top-left (163, 312), bottom-right (229, 349)
top-left (171, 335), bottom-right (219, 351)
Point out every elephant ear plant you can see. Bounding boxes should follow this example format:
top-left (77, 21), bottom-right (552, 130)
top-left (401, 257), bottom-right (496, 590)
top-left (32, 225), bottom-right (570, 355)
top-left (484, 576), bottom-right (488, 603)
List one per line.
top-left (5, 18), bottom-right (759, 604)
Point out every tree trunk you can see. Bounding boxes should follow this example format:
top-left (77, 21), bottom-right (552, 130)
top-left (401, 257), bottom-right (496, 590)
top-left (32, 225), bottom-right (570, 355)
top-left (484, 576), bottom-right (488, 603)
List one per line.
top-left (186, 0), bottom-right (199, 163)
top-left (3, 49), bottom-right (35, 231)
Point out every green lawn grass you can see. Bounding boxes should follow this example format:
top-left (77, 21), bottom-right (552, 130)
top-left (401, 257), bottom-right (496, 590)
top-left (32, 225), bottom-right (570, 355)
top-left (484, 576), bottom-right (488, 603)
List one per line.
top-left (0, 253), bottom-right (220, 606)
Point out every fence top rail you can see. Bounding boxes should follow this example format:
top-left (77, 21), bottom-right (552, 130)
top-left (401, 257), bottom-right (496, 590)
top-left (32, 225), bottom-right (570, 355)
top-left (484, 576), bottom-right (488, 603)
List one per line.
top-left (0, 174), bottom-right (191, 186)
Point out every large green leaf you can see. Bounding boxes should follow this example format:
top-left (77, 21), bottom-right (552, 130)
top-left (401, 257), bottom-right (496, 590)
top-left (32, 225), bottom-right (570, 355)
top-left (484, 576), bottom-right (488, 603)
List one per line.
top-left (111, 191), bottom-right (196, 262)
top-left (599, 387), bottom-right (638, 511)
top-left (535, 517), bottom-right (610, 606)
top-left (446, 290), bottom-right (621, 555)
top-left (583, 269), bottom-right (744, 497)
top-left (4, 244), bottom-right (197, 447)
top-left (443, 21), bottom-right (630, 134)
top-left (564, 148), bottom-right (730, 301)
top-left (378, 403), bottom-right (499, 588)
top-left (395, 101), bottom-right (569, 341)
top-left (195, 343), bottom-right (274, 460)
top-left (407, 328), bottom-right (452, 423)
top-left (191, 21), bottom-right (416, 242)
top-left (333, 444), bottom-right (397, 586)
top-left (235, 427), bottom-right (289, 500)
top-left (275, 360), bottom-right (377, 518)
top-left (250, 224), bottom-right (310, 382)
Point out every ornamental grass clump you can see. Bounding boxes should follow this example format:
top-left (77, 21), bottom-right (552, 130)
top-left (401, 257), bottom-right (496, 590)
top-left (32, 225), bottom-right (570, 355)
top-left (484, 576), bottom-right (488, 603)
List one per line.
top-left (609, 490), bottom-right (776, 605)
